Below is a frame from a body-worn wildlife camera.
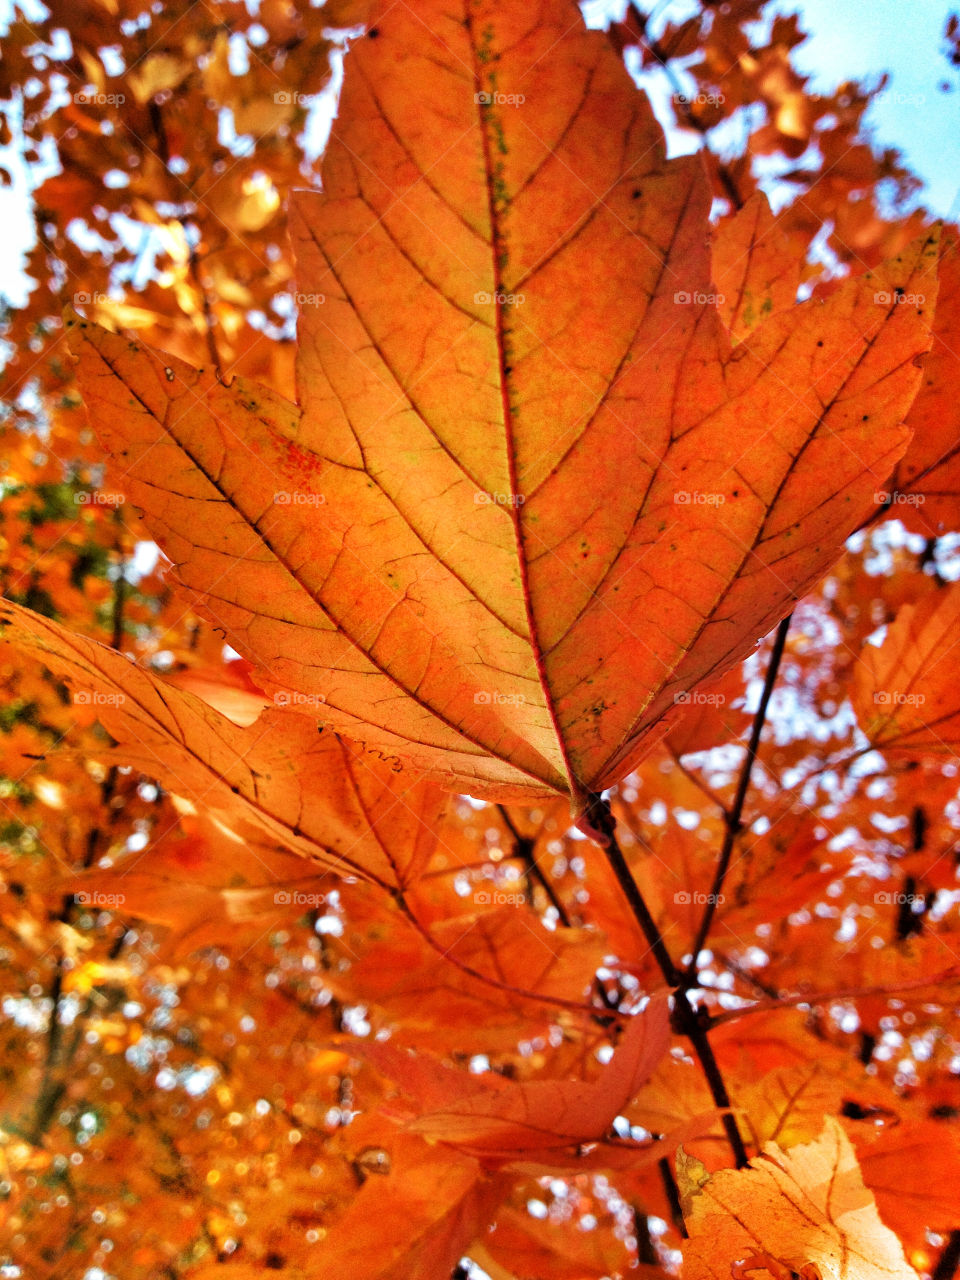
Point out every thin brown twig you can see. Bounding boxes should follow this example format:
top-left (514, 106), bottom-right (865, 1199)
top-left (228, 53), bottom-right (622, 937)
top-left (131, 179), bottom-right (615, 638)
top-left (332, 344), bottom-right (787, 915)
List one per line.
top-left (685, 614), bottom-right (792, 981)
top-left (585, 793), bottom-right (749, 1168)
top-left (497, 804), bottom-right (572, 927)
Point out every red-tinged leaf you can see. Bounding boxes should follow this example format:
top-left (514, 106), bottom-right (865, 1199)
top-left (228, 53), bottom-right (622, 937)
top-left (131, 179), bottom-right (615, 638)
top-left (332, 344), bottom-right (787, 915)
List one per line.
top-left (307, 1125), bottom-right (497, 1280)
top-left (663, 660), bottom-right (752, 756)
top-left (847, 1119), bottom-right (960, 1247)
top-left (328, 899), bottom-right (607, 1051)
top-left (66, 0), bottom-right (936, 816)
top-left (0, 598), bottom-right (444, 891)
top-left (352, 995), bottom-right (670, 1164)
top-left (678, 1117), bottom-right (919, 1280)
top-left (482, 1204), bottom-right (639, 1280)
top-left (852, 582), bottom-right (960, 756)
top-left (60, 820), bottom-right (334, 958)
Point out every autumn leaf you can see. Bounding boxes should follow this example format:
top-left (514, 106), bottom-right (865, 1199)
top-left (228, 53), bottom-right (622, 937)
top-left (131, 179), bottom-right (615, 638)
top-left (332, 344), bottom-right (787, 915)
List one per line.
top-left (61, 818), bottom-right (334, 959)
top-left (888, 230), bottom-right (960, 532)
top-left (712, 193), bottom-right (801, 342)
top-left (678, 1117), bottom-right (919, 1280)
top-left (65, 0), bottom-right (937, 822)
top-left (0, 598), bottom-right (445, 891)
top-left (316, 1122), bottom-right (502, 1280)
top-left (4, 0), bottom-right (960, 1273)
top-left (852, 581), bottom-right (960, 755)
top-left (351, 995), bottom-right (670, 1165)
top-left (325, 894), bottom-right (608, 1051)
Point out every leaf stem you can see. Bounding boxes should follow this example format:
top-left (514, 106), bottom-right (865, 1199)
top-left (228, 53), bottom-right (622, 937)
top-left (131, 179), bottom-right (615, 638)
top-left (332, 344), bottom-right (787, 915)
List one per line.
top-left (585, 793), bottom-right (749, 1167)
top-left (685, 614), bottom-right (791, 982)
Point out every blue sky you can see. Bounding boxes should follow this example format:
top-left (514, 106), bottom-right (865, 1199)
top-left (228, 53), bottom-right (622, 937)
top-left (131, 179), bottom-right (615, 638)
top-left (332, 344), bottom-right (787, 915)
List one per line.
top-left (774, 0), bottom-right (960, 219)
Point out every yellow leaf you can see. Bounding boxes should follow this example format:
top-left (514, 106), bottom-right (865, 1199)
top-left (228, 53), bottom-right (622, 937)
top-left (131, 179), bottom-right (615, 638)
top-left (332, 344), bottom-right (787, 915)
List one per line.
top-left (680, 1117), bottom-right (918, 1280)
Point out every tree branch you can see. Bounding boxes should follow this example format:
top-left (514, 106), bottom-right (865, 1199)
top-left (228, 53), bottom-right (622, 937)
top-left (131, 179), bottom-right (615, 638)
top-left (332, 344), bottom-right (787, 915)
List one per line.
top-left (686, 614), bottom-right (791, 981)
top-left (585, 793), bottom-right (749, 1167)
top-left (498, 804), bottom-right (572, 926)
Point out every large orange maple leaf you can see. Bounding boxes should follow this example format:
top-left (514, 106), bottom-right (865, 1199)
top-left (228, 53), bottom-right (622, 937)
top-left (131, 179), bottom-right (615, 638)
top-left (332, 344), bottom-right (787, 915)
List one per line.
top-left (66, 0), bottom-right (936, 820)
